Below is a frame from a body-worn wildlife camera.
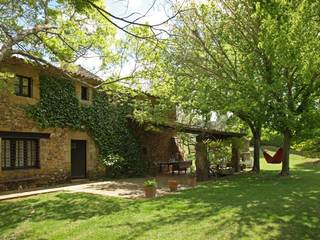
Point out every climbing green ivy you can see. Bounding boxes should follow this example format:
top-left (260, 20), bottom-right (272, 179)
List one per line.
top-left (26, 75), bottom-right (83, 129)
top-left (26, 75), bottom-right (144, 177)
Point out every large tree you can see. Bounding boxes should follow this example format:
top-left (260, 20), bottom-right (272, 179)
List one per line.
top-left (173, 1), bottom-right (270, 172)
top-left (130, 1), bottom-right (269, 172)
top-left (258, 0), bottom-right (320, 175)
top-left (167, 0), bottom-right (320, 175)
top-left (0, 0), bottom-right (116, 65)
top-left (0, 0), bottom-right (183, 66)
top-left (123, 0), bottom-right (320, 175)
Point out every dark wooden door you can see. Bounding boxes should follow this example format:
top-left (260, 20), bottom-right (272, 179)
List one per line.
top-left (71, 140), bottom-right (86, 178)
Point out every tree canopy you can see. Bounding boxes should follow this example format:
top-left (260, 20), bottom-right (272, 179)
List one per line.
top-left (0, 0), bottom-right (116, 66)
top-left (2, 0), bottom-right (320, 176)
top-left (122, 0), bottom-right (320, 175)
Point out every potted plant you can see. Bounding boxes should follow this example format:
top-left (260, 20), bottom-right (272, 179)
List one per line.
top-left (144, 179), bottom-right (157, 198)
top-left (168, 180), bottom-right (178, 192)
top-left (188, 166), bottom-right (197, 187)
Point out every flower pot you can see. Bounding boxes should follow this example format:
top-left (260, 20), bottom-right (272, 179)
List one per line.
top-left (188, 176), bottom-right (197, 187)
top-left (168, 180), bottom-right (178, 192)
top-left (144, 186), bottom-right (156, 198)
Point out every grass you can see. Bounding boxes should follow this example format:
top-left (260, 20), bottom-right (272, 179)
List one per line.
top-left (1, 153), bottom-right (320, 240)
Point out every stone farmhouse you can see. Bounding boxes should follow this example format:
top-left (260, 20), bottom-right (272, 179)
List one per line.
top-left (0, 57), bottom-right (185, 189)
top-left (0, 57), bottom-right (245, 190)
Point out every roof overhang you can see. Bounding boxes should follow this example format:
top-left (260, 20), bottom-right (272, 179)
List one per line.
top-left (0, 57), bottom-right (102, 87)
top-left (139, 121), bottom-right (246, 141)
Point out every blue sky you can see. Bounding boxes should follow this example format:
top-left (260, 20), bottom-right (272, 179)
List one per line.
top-left (77, 0), bottom-right (173, 77)
top-left (78, 0), bottom-right (206, 78)
top-left (107, 0), bottom-right (172, 27)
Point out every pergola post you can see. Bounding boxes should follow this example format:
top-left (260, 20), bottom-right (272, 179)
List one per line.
top-left (195, 139), bottom-right (209, 181)
top-left (231, 145), bottom-right (241, 172)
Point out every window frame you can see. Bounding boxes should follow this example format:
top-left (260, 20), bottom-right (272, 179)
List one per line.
top-left (1, 138), bottom-right (40, 170)
top-left (14, 75), bottom-right (32, 97)
top-left (81, 86), bottom-right (89, 101)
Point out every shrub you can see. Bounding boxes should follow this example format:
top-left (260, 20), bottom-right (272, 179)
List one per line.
top-left (188, 166), bottom-right (196, 177)
top-left (144, 179), bottom-right (157, 188)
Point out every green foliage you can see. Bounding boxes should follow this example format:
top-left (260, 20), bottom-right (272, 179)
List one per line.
top-left (26, 75), bottom-right (144, 177)
top-left (230, 137), bottom-right (245, 150)
top-left (123, 0), bottom-right (320, 174)
top-left (207, 140), bottom-right (231, 166)
top-left (292, 127), bottom-right (320, 157)
top-left (0, 0), bottom-right (116, 66)
top-left (261, 129), bottom-right (283, 147)
top-left (0, 72), bottom-right (15, 93)
top-left (143, 179), bottom-right (157, 188)
top-left (293, 139), bottom-right (320, 157)
top-left (26, 75), bottom-right (83, 129)
top-left (188, 166), bottom-right (196, 177)
top-left (83, 92), bottom-right (144, 177)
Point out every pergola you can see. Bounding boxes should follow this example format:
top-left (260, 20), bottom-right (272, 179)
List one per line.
top-left (155, 122), bottom-right (246, 181)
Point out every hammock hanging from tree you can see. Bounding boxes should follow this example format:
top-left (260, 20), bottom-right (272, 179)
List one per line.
top-left (261, 147), bottom-right (284, 164)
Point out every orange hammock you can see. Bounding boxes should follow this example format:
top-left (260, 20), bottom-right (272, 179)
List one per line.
top-left (262, 148), bottom-right (283, 164)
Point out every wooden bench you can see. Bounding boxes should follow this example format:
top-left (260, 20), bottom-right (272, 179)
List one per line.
top-left (171, 161), bottom-right (192, 175)
top-left (0, 177), bottom-right (41, 184)
top-left (0, 177), bottom-right (43, 191)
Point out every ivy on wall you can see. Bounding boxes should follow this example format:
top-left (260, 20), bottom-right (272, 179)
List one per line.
top-left (27, 75), bottom-right (83, 129)
top-left (26, 75), bottom-right (144, 177)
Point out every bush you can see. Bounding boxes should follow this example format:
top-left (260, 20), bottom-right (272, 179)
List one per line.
top-left (144, 179), bottom-right (157, 188)
top-left (188, 166), bottom-right (196, 177)
top-left (261, 130), bottom-right (283, 147)
top-left (207, 140), bottom-right (231, 167)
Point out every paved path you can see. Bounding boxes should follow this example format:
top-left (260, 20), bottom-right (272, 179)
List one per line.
top-left (0, 185), bottom-right (71, 201)
top-left (0, 176), bottom-right (192, 201)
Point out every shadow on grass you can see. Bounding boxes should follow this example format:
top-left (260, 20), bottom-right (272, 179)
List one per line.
top-left (0, 162), bottom-right (320, 240)
top-left (0, 192), bottom-right (136, 234)
top-left (108, 164), bottom-right (320, 240)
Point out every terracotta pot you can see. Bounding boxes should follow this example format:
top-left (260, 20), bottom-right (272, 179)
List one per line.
top-left (168, 180), bottom-right (178, 192)
top-left (144, 186), bottom-right (156, 198)
top-left (188, 177), bottom-right (197, 187)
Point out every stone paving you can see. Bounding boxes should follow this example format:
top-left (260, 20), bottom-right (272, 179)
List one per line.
top-left (0, 175), bottom-right (193, 201)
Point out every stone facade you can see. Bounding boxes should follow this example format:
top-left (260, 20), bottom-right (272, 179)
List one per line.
top-left (0, 60), bottom-right (104, 189)
top-left (0, 58), bottom-right (183, 189)
top-left (130, 122), bottom-right (184, 175)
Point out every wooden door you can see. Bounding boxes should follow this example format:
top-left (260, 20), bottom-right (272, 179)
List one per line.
top-left (71, 140), bottom-right (86, 178)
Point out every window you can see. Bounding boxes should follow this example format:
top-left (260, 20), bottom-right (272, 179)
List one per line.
top-left (1, 139), bottom-right (39, 170)
top-left (81, 86), bottom-right (89, 101)
top-left (14, 75), bottom-right (32, 97)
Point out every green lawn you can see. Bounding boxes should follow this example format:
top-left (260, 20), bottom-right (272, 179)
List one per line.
top-left (1, 153), bottom-right (320, 240)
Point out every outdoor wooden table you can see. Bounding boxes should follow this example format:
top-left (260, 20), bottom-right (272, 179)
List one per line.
top-left (157, 161), bottom-right (178, 174)
top-left (157, 161), bottom-right (192, 174)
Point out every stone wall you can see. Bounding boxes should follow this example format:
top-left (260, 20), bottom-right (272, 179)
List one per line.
top-left (129, 122), bottom-right (183, 175)
top-left (0, 61), bottom-right (104, 189)
top-left (0, 59), bottom-right (183, 189)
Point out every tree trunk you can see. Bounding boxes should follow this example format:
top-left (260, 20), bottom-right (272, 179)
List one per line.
top-left (280, 130), bottom-right (291, 176)
top-left (231, 147), bottom-right (241, 172)
top-left (195, 141), bottom-right (209, 181)
top-left (252, 132), bottom-right (261, 173)
top-left (249, 127), bottom-right (261, 173)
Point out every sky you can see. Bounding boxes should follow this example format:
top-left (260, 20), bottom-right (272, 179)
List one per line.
top-left (76, 0), bottom-right (174, 76)
top-left (107, 0), bottom-right (172, 26)
top-left (77, 0), bottom-right (207, 79)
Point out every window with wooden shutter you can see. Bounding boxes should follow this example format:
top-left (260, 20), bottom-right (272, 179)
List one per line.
top-left (1, 139), bottom-right (39, 170)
